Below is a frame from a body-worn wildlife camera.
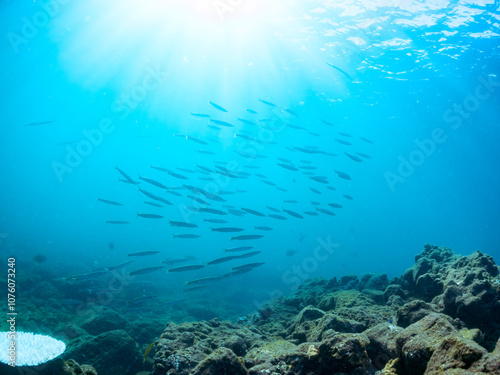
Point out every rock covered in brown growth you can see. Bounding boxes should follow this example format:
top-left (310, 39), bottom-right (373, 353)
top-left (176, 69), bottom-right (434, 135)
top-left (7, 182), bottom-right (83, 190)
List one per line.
top-left (286, 305), bottom-right (325, 342)
top-left (364, 322), bottom-right (404, 369)
top-left (191, 347), bottom-right (248, 375)
top-left (396, 299), bottom-right (438, 327)
top-left (425, 335), bottom-right (487, 374)
top-left (152, 314), bottom-right (375, 375)
top-left (316, 331), bottom-right (371, 374)
top-left (0, 358), bottom-right (98, 375)
top-left (434, 251), bottom-right (500, 332)
top-left (395, 313), bottom-right (463, 374)
top-left (150, 245), bottom-right (500, 375)
top-left (261, 333), bottom-right (371, 375)
top-left (396, 244), bottom-right (500, 350)
top-left (79, 307), bottom-right (129, 336)
top-left (62, 359), bottom-right (98, 375)
top-left (153, 319), bottom-right (265, 375)
top-left (393, 312), bottom-right (500, 375)
top-left (307, 312), bottom-right (366, 342)
top-left (63, 329), bottom-right (141, 375)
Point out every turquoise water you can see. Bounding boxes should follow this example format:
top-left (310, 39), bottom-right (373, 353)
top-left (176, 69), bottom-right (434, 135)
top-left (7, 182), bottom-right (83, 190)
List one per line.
top-left (1, 0), bottom-right (499, 320)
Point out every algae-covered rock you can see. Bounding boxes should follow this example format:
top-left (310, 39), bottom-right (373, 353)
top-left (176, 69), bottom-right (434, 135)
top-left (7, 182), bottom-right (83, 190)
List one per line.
top-left (399, 245), bottom-right (500, 350)
top-left (459, 328), bottom-right (484, 346)
top-left (0, 358), bottom-right (98, 375)
top-left (395, 313), bottom-right (460, 374)
top-left (361, 288), bottom-right (386, 304)
top-left (63, 329), bottom-right (141, 375)
top-left (153, 320), bottom-right (267, 374)
top-left (79, 307), bottom-right (129, 335)
top-left (341, 274), bottom-right (358, 286)
top-left (128, 318), bottom-right (166, 344)
top-left (245, 339), bottom-right (297, 365)
top-left (495, 336), bottom-right (500, 355)
top-left (63, 359), bottom-right (98, 375)
top-left (224, 334), bottom-right (248, 356)
top-left (364, 322), bottom-right (404, 369)
top-left (307, 313), bottom-right (366, 342)
top-left (294, 305), bottom-right (325, 323)
top-left (271, 332), bottom-right (372, 375)
top-left (317, 291), bottom-right (337, 311)
top-left (13, 244), bottom-right (500, 375)
top-left (192, 347), bottom-right (248, 375)
top-left (396, 299), bottom-right (437, 327)
top-left (285, 305), bottom-right (325, 343)
top-left (334, 304), bottom-right (390, 328)
top-left (384, 284), bottom-right (406, 301)
top-left (334, 290), bottom-right (375, 308)
top-left (425, 335), bottom-right (487, 373)
top-left (286, 305), bottom-right (367, 343)
top-left (316, 332), bottom-right (371, 374)
top-left (359, 272), bottom-right (389, 291)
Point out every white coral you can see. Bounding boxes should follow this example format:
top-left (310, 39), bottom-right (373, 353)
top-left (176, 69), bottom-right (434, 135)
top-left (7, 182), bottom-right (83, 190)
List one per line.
top-left (0, 331), bottom-right (66, 366)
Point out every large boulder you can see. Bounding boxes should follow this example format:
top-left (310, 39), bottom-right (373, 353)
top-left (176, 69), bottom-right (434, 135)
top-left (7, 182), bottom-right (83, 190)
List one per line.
top-left (63, 329), bottom-right (141, 374)
top-left (395, 313), bottom-right (458, 375)
top-left (79, 307), bottom-right (128, 335)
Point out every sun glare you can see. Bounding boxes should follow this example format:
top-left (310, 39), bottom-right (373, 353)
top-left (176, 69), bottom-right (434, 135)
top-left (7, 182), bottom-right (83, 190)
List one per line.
top-left (53, 0), bottom-right (309, 127)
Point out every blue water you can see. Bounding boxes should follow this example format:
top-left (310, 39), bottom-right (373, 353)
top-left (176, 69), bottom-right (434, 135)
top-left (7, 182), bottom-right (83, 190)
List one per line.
top-left (1, 0), bottom-right (499, 319)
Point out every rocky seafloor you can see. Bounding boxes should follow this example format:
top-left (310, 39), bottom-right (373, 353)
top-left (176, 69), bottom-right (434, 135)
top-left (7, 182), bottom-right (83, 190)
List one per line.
top-left (2, 244), bottom-right (500, 375)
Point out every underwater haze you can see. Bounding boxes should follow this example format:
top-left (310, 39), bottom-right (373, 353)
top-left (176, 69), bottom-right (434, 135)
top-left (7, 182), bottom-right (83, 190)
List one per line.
top-left (1, 0), bottom-right (500, 323)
